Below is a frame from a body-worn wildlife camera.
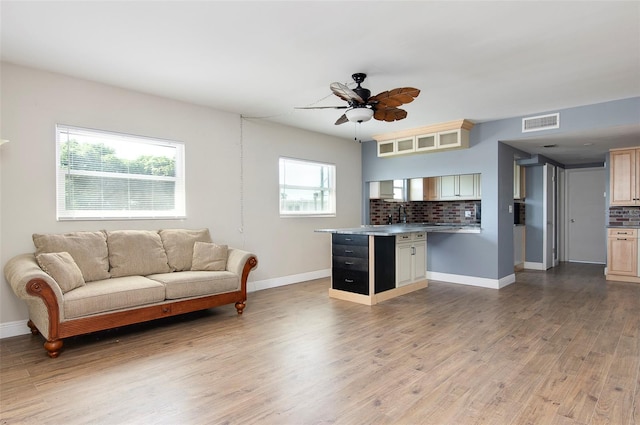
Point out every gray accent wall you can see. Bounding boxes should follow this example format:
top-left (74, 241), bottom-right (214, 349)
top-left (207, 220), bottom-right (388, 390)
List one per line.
top-left (362, 97), bottom-right (640, 282)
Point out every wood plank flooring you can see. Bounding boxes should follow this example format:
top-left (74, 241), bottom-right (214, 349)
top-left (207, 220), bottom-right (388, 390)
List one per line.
top-left (1, 262), bottom-right (639, 424)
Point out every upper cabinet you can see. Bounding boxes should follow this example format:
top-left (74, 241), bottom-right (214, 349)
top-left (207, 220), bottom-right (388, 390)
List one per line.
top-left (374, 119), bottom-right (474, 158)
top-left (369, 180), bottom-right (395, 199)
top-left (408, 174), bottom-right (481, 201)
top-left (408, 177), bottom-right (439, 201)
top-left (610, 147), bottom-right (640, 206)
top-left (438, 174), bottom-right (481, 200)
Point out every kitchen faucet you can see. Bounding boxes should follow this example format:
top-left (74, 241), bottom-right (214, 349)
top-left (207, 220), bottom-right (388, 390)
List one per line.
top-left (398, 204), bottom-right (407, 224)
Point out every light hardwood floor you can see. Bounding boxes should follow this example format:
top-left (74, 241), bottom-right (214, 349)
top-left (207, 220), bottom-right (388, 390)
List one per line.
top-left (1, 263), bottom-right (639, 425)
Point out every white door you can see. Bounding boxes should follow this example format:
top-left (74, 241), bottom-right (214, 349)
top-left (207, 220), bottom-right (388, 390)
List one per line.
top-left (566, 168), bottom-right (606, 263)
top-left (543, 164), bottom-right (558, 269)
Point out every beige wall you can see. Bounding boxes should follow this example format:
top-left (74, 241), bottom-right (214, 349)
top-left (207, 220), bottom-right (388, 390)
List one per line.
top-left (0, 63), bottom-right (362, 333)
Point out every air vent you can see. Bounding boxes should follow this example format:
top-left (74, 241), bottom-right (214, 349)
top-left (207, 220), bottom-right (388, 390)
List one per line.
top-left (522, 113), bottom-right (560, 133)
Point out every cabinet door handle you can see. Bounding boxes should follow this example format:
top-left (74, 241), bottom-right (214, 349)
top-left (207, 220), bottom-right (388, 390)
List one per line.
top-left (344, 238), bottom-right (352, 241)
top-left (617, 238), bottom-right (628, 240)
top-left (345, 279), bottom-right (354, 283)
top-left (411, 247), bottom-right (416, 255)
top-left (344, 250), bottom-right (353, 254)
top-left (345, 261), bottom-right (354, 265)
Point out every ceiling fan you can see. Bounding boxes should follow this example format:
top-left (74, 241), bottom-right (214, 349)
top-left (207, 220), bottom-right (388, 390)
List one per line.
top-left (297, 73), bottom-right (421, 125)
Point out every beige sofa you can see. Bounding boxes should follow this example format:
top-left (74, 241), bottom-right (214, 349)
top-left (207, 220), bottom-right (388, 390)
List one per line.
top-left (4, 229), bottom-right (258, 358)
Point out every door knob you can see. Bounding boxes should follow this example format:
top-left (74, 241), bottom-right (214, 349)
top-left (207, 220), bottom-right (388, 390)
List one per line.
top-left (570, 219), bottom-right (575, 223)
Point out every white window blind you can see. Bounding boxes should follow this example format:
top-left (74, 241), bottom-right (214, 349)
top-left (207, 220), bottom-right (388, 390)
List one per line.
top-left (279, 157), bottom-right (336, 217)
top-left (56, 125), bottom-right (185, 220)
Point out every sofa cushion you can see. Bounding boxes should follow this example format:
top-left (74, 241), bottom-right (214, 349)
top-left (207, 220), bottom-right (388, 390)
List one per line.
top-left (63, 276), bottom-right (166, 319)
top-left (191, 242), bottom-right (228, 271)
top-left (107, 230), bottom-right (171, 278)
top-left (147, 271), bottom-right (239, 300)
top-left (33, 231), bottom-right (110, 282)
top-left (36, 252), bottom-right (86, 293)
top-left (158, 228), bottom-right (212, 271)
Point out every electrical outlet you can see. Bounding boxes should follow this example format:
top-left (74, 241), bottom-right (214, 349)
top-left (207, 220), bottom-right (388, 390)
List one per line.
top-left (465, 211), bottom-right (472, 218)
top-left (508, 205), bottom-right (513, 213)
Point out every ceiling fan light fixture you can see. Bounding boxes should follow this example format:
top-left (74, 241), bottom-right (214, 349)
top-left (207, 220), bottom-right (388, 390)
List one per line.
top-left (345, 107), bottom-right (374, 123)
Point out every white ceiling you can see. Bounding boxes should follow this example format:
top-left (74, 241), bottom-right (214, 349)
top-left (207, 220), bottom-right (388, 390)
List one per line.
top-left (2, 1), bottom-right (639, 165)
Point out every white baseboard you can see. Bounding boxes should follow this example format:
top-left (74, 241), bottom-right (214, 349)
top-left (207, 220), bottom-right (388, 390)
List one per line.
top-left (248, 269), bottom-right (331, 293)
top-left (426, 271), bottom-right (516, 289)
top-left (0, 320), bottom-right (30, 339)
top-left (524, 261), bottom-right (546, 270)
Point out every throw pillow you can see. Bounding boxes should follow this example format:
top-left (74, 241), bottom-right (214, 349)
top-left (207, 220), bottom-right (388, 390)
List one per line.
top-left (36, 252), bottom-right (86, 293)
top-left (33, 231), bottom-right (110, 282)
top-left (107, 230), bottom-right (171, 277)
top-left (158, 229), bottom-right (212, 271)
top-left (191, 242), bottom-right (228, 271)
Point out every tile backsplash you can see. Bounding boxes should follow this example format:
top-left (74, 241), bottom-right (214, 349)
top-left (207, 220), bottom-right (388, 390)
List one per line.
top-left (370, 199), bottom-right (480, 225)
top-left (608, 206), bottom-right (640, 227)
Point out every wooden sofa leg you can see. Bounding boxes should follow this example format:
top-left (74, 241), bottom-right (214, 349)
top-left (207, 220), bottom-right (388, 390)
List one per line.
top-left (235, 301), bottom-right (246, 315)
top-left (44, 339), bottom-right (63, 358)
top-left (27, 320), bottom-right (40, 335)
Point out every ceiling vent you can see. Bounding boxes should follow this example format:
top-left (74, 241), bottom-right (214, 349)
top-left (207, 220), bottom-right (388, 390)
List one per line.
top-left (522, 113), bottom-right (560, 133)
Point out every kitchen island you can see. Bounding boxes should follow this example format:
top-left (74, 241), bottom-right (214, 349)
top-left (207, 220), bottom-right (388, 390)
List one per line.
top-left (316, 224), bottom-right (480, 305)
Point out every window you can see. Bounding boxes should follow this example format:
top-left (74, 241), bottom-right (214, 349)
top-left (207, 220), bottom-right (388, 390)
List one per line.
top-left (56, 125), bottom-right (185, 220)
top-left (279, 157), bottom-right (336, 217)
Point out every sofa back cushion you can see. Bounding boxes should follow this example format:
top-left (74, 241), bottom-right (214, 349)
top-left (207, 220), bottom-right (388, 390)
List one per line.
top-left (158, 228), bottom-right (212, 271)
top-left (107, 230), bottom-right (171, 277)
top-left (36, 251), bottom-right (86, 293)
top-left (33, 231), bottom-right (110, 282)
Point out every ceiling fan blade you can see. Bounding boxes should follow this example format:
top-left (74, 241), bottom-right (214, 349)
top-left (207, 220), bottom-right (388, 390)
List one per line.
top-left (370, 87), bottom-right (420, 108)
top-left (295, 106), bottom-right (349, 110)
top-left (330, 82), bottom-right (364, 104)
top-left (373, 107), bottom-right (408, 122)
top-left (334, 114), bottom-right (349, 125)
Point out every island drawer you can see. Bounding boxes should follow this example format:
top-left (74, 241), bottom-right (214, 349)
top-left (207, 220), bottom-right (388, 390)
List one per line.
top-left (332, 256), bottom-right (368, 272)
top-left (332, 244), bottom-right (368, 258)
top-left (332, 234), bottom-right (368, 246)
top-left (332, 269), bottom-right (369, 295)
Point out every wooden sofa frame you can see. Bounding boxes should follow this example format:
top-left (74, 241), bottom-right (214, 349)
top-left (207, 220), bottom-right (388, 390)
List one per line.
top-left (25, 256), bottom-right (258, 358)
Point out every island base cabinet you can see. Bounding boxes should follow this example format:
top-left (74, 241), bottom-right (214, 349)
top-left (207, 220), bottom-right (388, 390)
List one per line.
top-left (396, 232), bottom-right (427, 287)
top-left (331, 234), bottom-right (369, 295)
top-left (328, 233), bottom-right (428, 305)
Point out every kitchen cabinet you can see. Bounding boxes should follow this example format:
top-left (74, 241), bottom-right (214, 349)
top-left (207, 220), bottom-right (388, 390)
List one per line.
top-left (369, 180), bottom-right (394, 199)
top-left (326, 232), bottom-right (429, 305)
top-left (395, 232), bottom-right (426, 287)
top-left (408, 177), bottom-right (439, 201)
top-left (438, 174), bottom-right (481, 200)
top-left (606, 228), bottom-right (638, 279)
top-left (377, 136), bottom-right (416, 157)
top-left (374, 119), bottom-right (474, 158)
top-left (610, 148), bottom-right (640, 206)
top-left (415, 129), bottom-right (468, 152)
top-left (332, 234), bottom-right (370, 295)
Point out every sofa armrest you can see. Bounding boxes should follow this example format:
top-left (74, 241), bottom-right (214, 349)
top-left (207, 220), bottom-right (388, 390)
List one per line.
top-left (226, 248), bottom-right (256, 275)
top-left (4, 253), bottom-right (65, 338)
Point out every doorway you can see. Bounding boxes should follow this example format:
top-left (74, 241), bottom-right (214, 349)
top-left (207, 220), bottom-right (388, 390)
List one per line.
top-left (565, 167), bottom-right (606, 263)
